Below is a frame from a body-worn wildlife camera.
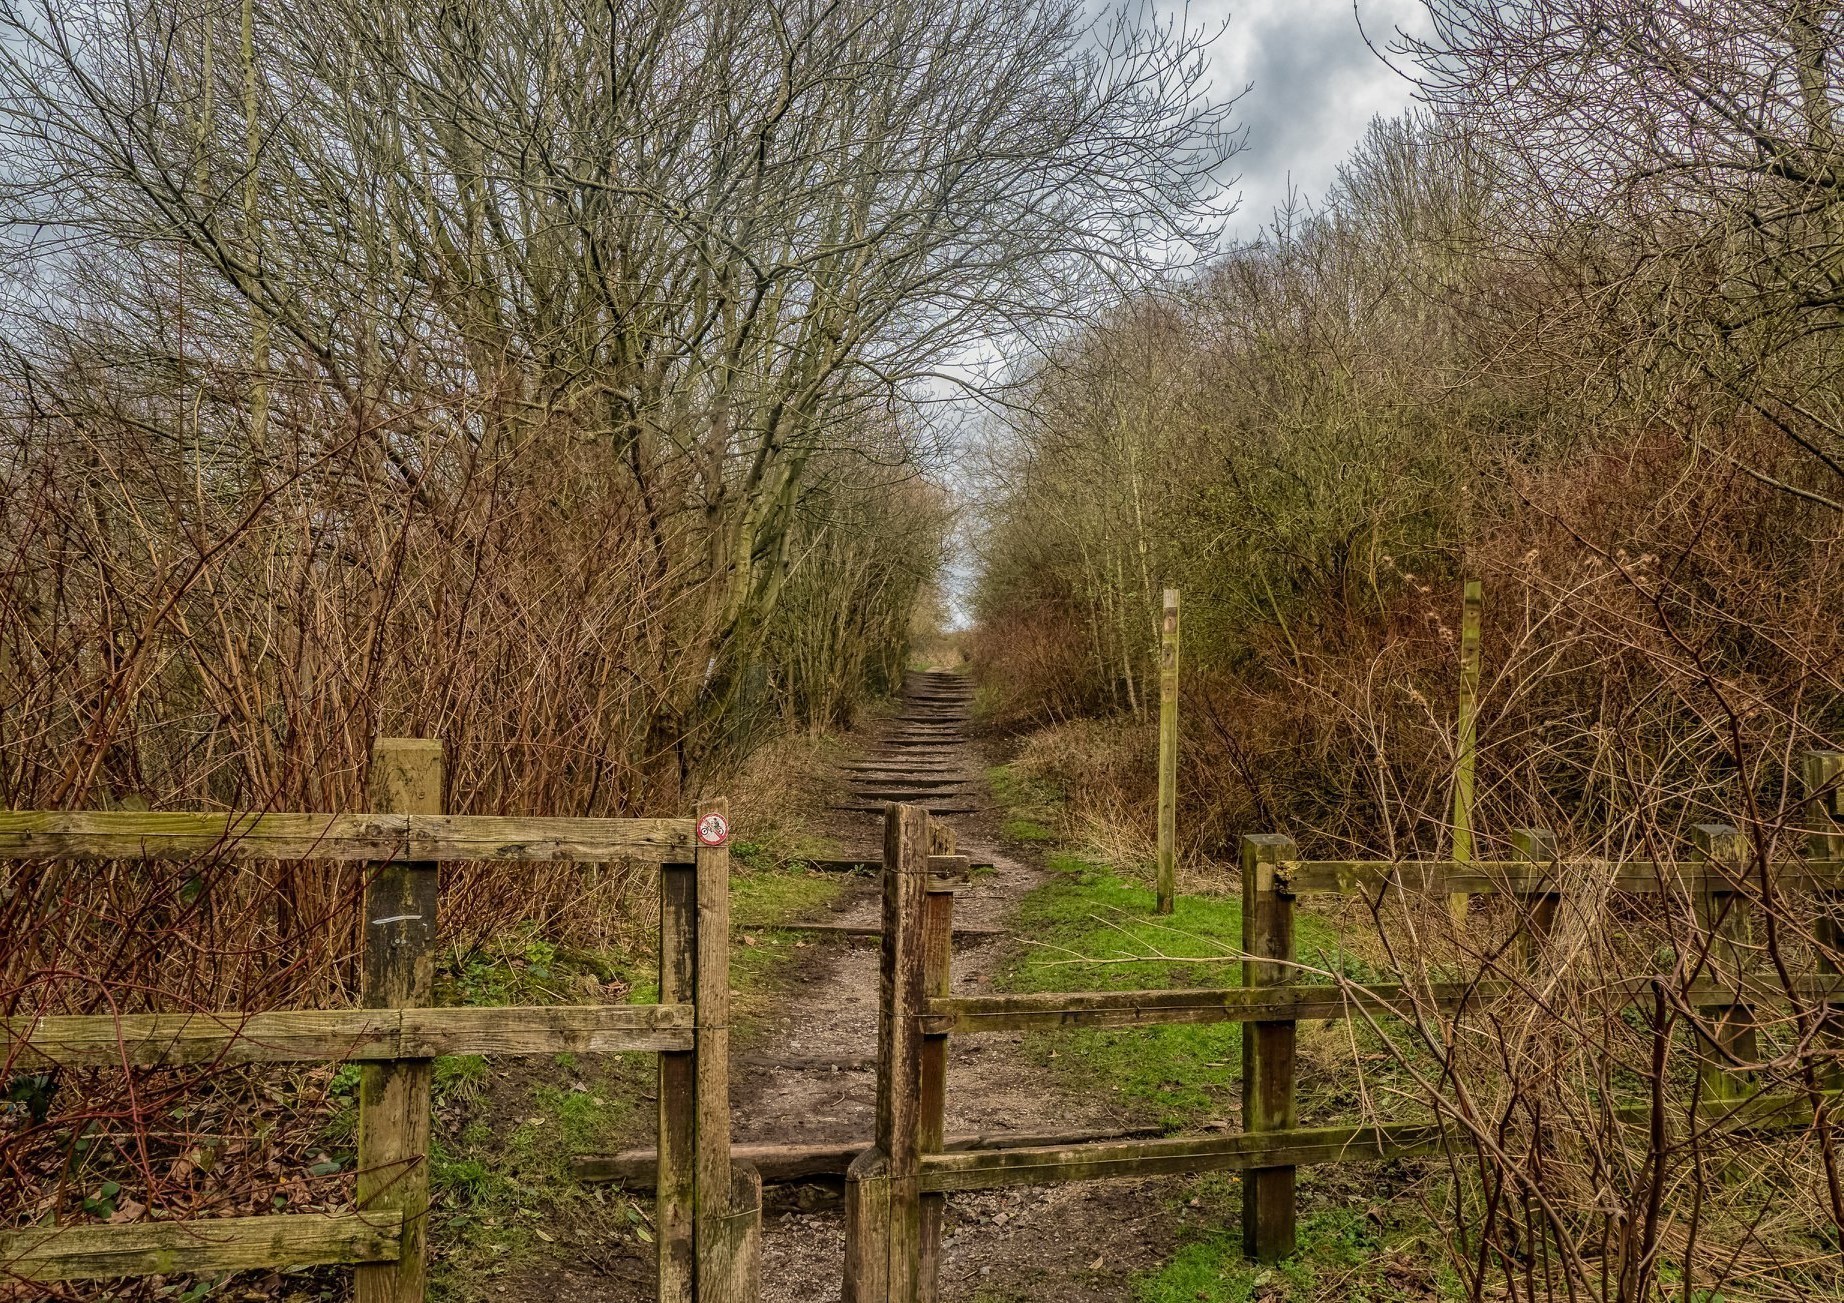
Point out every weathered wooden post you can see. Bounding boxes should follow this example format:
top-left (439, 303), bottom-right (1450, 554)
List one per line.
top-left (843, 1149), bottom-right (893, 1302)
top-left (717, 1163), bottom-right (763, 1301)
top-left (693, 796), bottom-right (751, 1300)
top-left (657, 844), bottom-right (698, 1302)
top-left (357, 737), bottom-right (443, 1303)
top-left (1510, 827), bottom-right (1559, 971)
top-left (1802, 751), bottom-right (1844, 1089)
top-left (1157, 587), bottom-right (1180, 915)
top-left (1240, 833), bottom-right (1298, 1263)
top-left (1449, 579), bottom-right (1482, 926)
top-left (918, 819), bottom-right (956, 1302)
top-left (1691, 824), bottom-right (1757, 1103)
top-left (846, 803), bottom-right (931, 1303)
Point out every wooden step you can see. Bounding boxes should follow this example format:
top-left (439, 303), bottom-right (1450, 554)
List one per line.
top-left (832, 798), bottom-right (981, 809)
top-left (735, 920), bottom-right (1005, 939)
top-left (574, 1125), bottom-right (1167, 1188)
top-left (837, 764), bottom-right (974, 775)
top-left (845, 773), bottom-right (980, 784)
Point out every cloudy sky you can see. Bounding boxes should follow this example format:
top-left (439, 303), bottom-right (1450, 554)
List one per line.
top-left (1201, 0), bottom-right (1431, 241)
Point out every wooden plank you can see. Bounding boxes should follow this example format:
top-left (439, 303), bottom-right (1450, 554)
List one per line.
top-left (913, 1087), bottom-right (1839, 1197)
top-left (0, 1211), bottom-right (404, 1283)
top-left (918, 820), bottom-right (955, 1303)
top-left (1241, 833), bottom-right (1297, 1263)
top-left (1448, 577), bottom-right (1482, 925)
top-left (693, 796), bottom-right (735, 1300)
top-left (356, 737), bottom-right (441, 1303)
top-left (923, 974), bottom-right (1844, 1035)
top-left (843, 1148), bottom-right (892, 1303)
top-left (1693, 824), bottom-right (1758, 1102)
top-left (1278, 857), bottom-right (1844, 897)
top-left (1156, 586), bottom-right (1180, 916)
top-left (835, 804), bottom-right (981, 816)
top-left (910, 1090), bottom-right (1835, 1198)
top-left (0, 810), bottom-right (695, 863)
top-left (718, 1162), bottom-right (763, 1302)
top-left (1510, 828), bottom-right (1559, 970)
top-left (917, 1121), bottom-right (1452, 1193)
top-left (5, 1003), bottom-right (695, 1066)
top-left (782, 856), bottom-right (990, 877)
top-left (1608, 1088), bottom-right (1843, 1134)
top-left (921, 983), bottom-right (1501, 1033)
top-left (656, 858), bottom-right (697, 1303)
top-left (572, 1127), bottom-right (1171, 1187)
top-left (737, 921), bottom-right (1004, 940)
top-left (878, 804), bottom-right (932, 1303)
top-left (404, 814), bottom-right (695, 862)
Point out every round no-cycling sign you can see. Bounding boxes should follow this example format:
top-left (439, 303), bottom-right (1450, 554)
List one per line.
top-left (696, 813), bottom-right (730, 847)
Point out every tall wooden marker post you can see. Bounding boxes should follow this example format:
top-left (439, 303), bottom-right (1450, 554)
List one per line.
top-left (1156, 587), bottom-right (1181, 915)
top-left (1448, 579), bottom-right (1482, 925)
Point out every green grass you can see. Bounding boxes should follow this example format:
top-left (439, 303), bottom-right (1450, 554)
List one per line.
top-left (989, 763), bottom-right (1061, 843)
top-left (1134, 1202), bottom-right (1413, 1303)
top-left (984, 752), bottom-right (1379, 1129)
top-left (438, 929), bottom-right (644, 1008)
top-left (428, 1050), bottom-right (651, 1295)
top-left (405, 854), bottom-right (844, 1296)
top-left (317, 959), bottom-right (654, 1297)
top-left (729, 859), bottom-right (847, 999)
top-left (983, 760), bottom-right (1454, 1299)
top-left (1000, 849), bottom-right (1348, 1127)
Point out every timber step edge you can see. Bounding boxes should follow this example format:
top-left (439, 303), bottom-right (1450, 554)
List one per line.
top-left (573, 1125), bottom-right (1167, 1187)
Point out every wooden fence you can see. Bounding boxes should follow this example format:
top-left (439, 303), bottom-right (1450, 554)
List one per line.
top-left (0, 737), bottom-right (759, 1302)
top-left (845, 752), bottom-right (1844, 1301)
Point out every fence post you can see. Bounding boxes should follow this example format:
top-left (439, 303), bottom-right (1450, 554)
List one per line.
top-left (693, 796), bottom-right (750, 1300)
top-left (918, 819), bottom-right (956, 1302)
top-left (1690, 824), bottom-right (1757, 1103)
top-left (657, 847), bottom-right (698, 1303)
top-left (356, 737), bottom-right (443, 1303)
top-left (1448, 578), bottom-right (1482, 926)
top-left (1157, 586), bottom-right (1181, 915)
top-left (718, 1163), bottom-right (763, 1302)
top-left (1802, 751), bottom-right (1844, 1090)
top-left (1240, 833), bottom-right (1298, 1263)
top-left (843, 1148), bottom-right (893, 1303)
top-left (875, 803), bottom-right (932, 1301)
top-left (1509, 827), bottom-right (1558, 971)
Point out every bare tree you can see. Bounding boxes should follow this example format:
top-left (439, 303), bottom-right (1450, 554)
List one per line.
top-left (1406, 0), bottom-right (1844, 505)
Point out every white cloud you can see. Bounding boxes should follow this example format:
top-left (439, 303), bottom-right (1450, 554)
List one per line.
top-left (1196, 0), bottom-right (1430, 240)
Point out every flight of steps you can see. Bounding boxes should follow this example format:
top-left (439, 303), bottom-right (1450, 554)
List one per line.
top-left (832, 670), bottom-right (982, 815)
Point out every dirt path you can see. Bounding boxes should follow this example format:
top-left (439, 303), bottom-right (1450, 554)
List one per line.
top-left (487, 672), bottom-right (1197, 1302)
top-left (742, 671), bottom-right (1188, 1302)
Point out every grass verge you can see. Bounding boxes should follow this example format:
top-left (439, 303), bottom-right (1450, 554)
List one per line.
top-left (997, 846), bottom-right (1345, 1129)
top-left (986, 756), bottom-right (1442, 1300)
top-left (1133, 1174), bottom-right (1450, 1303)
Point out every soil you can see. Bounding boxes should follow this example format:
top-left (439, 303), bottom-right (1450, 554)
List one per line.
top-left (487, 671), bottom-right (1199, 1303)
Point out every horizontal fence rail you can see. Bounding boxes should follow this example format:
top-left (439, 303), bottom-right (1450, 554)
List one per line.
top-left (0, 742), bottom-right (754, 1300)
top-left (912, 1088), bottom-right (1840, 1195)
top-left (915, 1122), bottom-right (1451, 1192)
top-left (5, 1003), bottom-right (694, 1067)
top-left (1278, 857), bottom-right (1844, 896)
top-left (852, 793), bottom-right (1844, 1299)
top-left (0, 810), bottom-right (696, 863)
top-left (1, 1211), bottom-right (406, 1285)
top-left (921, 975), bottom-right (1844, 1034)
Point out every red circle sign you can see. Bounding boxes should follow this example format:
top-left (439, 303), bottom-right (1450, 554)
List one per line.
top-left (696, 813), bottom-right (730, 847)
